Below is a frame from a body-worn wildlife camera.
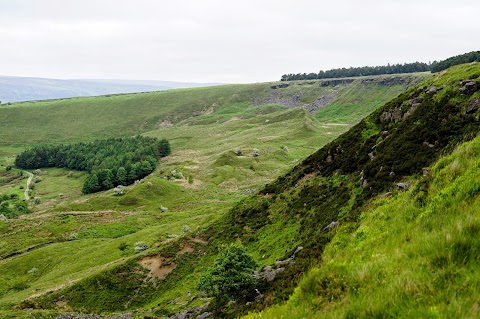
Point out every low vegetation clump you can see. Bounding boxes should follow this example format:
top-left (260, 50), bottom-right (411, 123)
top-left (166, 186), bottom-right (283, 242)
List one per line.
top-left (14, 136), bottom-right (171, 193)
top-left (0, 193), bottom-right (30, 219)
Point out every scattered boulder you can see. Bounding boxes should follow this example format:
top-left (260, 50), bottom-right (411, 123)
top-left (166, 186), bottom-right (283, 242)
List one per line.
top-left (0, 214), bottom-right (7, 221)
top-left (425, 86), bottom-right (443, 95)
top-left (254, 246), bottom-right (302, 282)
top-left (323, 221), bottom-right (339, 231)
top-left (466, 98), bottom-right (479, 114)
top-left (397, 182), bottom-right (409, 190)
top-left (423, 141), bottom-right (435, 148)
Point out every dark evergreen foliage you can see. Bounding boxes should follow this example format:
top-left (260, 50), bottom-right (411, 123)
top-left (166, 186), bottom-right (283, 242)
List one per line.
top-left (280, 51), bottom-right (480, 81)
top-left (281, 62), bottom-right (430, 81)
top-left (15, 136), bottom-right (171, 194)
top-left (430, 51), bottom-right (480, 73)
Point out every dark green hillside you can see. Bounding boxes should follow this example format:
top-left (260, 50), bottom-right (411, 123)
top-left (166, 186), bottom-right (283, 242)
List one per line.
top-left (215, 63), bottom-right (480, 313)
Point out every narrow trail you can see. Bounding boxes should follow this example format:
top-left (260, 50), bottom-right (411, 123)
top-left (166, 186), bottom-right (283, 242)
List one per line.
top-left (23, 170), bottom-right (33, 201)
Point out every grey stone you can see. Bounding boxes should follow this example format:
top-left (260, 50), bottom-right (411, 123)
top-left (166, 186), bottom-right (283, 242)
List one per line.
top-left (466, 98), bottom-right (479, 114)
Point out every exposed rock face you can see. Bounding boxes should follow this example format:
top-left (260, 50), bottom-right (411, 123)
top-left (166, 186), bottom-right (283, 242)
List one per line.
top-left (361, 76), bottom-right (411, 86)
top-left (260, 91), bottom-right (338, 113)
top-left (271, 83), bottom-right (289, 89)
top-left (380, 107), bottom-right (404, 123)
top-left (380, 97), bottom-right (423, 124)
top-left (320, 79), bottom-right (355, 87)
top-left (467, 98), bottom-right (479, 114)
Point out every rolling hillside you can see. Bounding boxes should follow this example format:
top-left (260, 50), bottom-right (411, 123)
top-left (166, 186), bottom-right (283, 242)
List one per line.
top-left (0, 76), bottom-right (220, 103)
top-left (0, 72), bottom-right (428, 318)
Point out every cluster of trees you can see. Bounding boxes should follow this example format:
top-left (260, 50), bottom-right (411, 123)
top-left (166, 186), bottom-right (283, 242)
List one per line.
top-left (15, 136), bottom-right (171, 194)
top-left (281, 62), bottom-right (431, 81)
top-left (430, 51), bottom-right (480, 72)
top-left (280, 51), bottom-right (480, 81)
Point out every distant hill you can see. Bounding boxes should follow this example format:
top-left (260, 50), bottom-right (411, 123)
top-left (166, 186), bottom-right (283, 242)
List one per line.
top-left (0, 76), bottom-right (221, 103)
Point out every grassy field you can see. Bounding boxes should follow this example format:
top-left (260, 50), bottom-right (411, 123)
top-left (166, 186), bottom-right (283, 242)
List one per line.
top-left (0, 73), bottom-right (428, 317)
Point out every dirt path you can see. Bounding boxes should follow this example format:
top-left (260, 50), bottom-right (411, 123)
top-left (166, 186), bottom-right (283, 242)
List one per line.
top-left (24, 170), bottom-right (33, 201)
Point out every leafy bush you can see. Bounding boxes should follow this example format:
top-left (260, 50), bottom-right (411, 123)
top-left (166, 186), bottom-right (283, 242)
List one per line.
top-left (197, 243), bottom-right (259, 301)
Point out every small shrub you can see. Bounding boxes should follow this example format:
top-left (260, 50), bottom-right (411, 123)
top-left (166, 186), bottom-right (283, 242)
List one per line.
top-left (33, 197), bottom-right (41, 204)
top-left (134, 241), bottom-right (148, 253)
top-left (34, 176), bottom-right (42, 183)
top-left (19, 185), bottom-right (24, 189)
top-left (118, 242), bottom-right (128, 251)
top-left (5, 166), bottom-right (12, 171)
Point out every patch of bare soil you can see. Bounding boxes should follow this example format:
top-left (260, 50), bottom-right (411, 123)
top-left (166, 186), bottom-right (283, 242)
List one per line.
top-left (178, 243), bottom-right (195, 255)
top-left (139, 255), bottom-right (176, 280)
top-left (192, 236), bottom-right (208, 245)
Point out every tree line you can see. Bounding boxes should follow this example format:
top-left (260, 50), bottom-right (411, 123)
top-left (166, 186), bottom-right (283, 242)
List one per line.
top-left (15, 136), bottom-right (171, 194)
top-left (280, 51), bottom-right (480, 81)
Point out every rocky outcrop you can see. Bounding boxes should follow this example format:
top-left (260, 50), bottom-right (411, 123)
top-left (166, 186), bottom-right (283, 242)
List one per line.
top-left (459, 80), bottom-right (478, 95)
top-left (168, 304), bottom-right (211, 319)
top-left (271, 83), bottom-right (289, 89)
top-left (380, 97), bottom-right (423, 124)
top-left (425, 86), bottom-right (443, 95)
top-left (254, 246), bottom-right (303, 282)
top-left (361, 76), bottom-right (411, 86)
top-left (260, 91), bottom-right (338, 113)
top-left (320, 79), bottom-right (354, 87)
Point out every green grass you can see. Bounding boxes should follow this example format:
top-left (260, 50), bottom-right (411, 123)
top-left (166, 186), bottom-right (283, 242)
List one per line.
top-left (0, 73), bottom-right (428, 316)
top-left (244, 87), bottom-right (480, 319)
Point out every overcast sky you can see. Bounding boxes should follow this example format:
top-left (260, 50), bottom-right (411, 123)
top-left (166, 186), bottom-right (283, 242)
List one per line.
top-left (0, 0), bottom-right (478, 83)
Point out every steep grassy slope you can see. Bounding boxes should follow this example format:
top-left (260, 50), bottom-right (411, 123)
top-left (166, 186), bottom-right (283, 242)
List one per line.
top-left (0, 73), bottom-right (426, 318)
top-left (201, 63), bottom-right (480, 316)
top-left (246, 122), bottom-right (480, 319)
